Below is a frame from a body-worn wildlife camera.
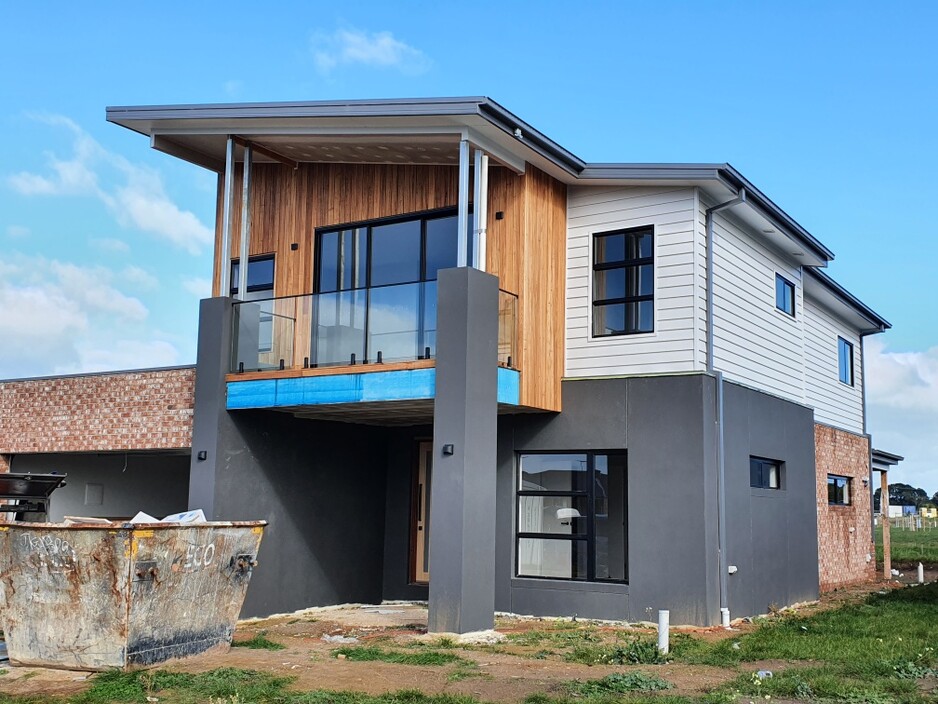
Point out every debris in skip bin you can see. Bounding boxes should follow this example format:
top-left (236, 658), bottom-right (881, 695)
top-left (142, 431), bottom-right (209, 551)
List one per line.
top-left (63, 516), bottom-right (112, 525)
top-left (129, 511), bottom-right (159, 524)
top-left (161, 509), bottom-right (207, 524)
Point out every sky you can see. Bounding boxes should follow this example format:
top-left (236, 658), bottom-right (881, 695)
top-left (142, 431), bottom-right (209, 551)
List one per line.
top-left (1, 1), bottom-right (936, 493)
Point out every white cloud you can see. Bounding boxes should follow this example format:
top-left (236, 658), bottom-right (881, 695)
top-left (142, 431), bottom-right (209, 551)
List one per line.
top-left (312, 28), bottom-right (431, 75)
top-left (7, 115), bottom-right (212, 255)
top-left (56, 339), bottom-right (179, 375)
top-left (866, 338), bottom-right (938, 495)
top-left (0, 255), bottom-right (156, 378)
top-left (120, 265), bottom-right (159, 290)
top-left (182, 277), bottom-right (212, 299)
top-left (90, 237), bottom-right (130, 253)
top-left (6, 225), bottom-right (30, 238)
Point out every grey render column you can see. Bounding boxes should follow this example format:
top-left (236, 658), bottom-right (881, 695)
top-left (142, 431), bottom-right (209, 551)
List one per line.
top-left (428, 267), bottom-right (499, 633)
top-left (188, 296), bottom-right (233, 518)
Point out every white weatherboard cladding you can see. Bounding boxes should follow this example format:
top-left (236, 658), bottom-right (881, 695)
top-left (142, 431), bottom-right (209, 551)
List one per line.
top-left (565, 186), bottom-right (698, 377)
top-left (804, 295), bottom-right (864, 434)
top-left (709, 207), bottom-right (805, 403)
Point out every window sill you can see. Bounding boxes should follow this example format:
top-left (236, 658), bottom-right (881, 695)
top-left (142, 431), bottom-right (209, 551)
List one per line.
top-left (512, 577), bottom-right (628, 593)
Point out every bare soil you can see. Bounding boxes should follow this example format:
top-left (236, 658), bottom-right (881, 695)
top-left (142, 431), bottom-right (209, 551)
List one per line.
top-left (0, 580), bottom-right (904, 702)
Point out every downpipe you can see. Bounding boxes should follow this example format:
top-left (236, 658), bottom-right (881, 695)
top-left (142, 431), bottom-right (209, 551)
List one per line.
top-left (705, 189), bottom-right (746, 626)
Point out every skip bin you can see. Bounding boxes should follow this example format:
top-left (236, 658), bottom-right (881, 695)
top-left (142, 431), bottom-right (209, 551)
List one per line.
top-left (0, 521), bottom-right (266, 671)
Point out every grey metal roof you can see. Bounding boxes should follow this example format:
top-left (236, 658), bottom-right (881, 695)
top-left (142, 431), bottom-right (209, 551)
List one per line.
top-left (108, 95), bottom-right (897, 309)
top-left (872, 448), bottom-right (904, 465)
top-left (805, 268), bottom-right (891, 332)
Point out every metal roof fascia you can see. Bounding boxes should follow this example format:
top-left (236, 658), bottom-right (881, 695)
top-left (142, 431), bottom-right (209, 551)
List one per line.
top-left (805, 268), bottom-right (891, 331)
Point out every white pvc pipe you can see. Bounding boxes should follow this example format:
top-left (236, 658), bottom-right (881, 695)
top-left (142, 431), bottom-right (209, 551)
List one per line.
top-left (720, 607), bottom-right (731, 628)
top-left (657, 609), bottom-right (669, 654)
top-left (919, 562), bottom-right (925, 584)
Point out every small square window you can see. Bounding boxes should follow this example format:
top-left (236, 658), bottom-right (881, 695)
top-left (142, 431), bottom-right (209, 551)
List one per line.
top-left (750, 457), bottom-right (781, 489)
top-left (828, 475), bottom-right (851, 505)
top-left (775, 274), bottom-right (795, 316)
top-left (838, 337), bottom-right (854, 386)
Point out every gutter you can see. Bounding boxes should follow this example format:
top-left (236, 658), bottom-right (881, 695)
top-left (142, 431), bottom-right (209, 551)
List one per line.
top-left (705, 189), bottom-right (747, 625)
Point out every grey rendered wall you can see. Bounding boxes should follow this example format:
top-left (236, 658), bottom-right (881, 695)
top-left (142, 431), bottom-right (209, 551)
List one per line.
top-left (189, 297), bottom-right (390, 618)
top-left (15, 452), bottom-right (190, 522)
top-left (211, 410), bottom-right (390, 617)
top-left (499, 375), bottom-right (721, 626)
top-left (722, 380), bottom-right (819, 617)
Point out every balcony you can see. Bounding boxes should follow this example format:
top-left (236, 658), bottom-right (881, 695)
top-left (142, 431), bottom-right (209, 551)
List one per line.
top-left (226, 281), bottom-right (519, 416)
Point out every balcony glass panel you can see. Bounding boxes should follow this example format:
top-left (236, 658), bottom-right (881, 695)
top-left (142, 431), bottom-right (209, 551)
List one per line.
top-left (313, 289), bottom-right (367, 367)
top-left (368, 282), bottom-right (435, 363)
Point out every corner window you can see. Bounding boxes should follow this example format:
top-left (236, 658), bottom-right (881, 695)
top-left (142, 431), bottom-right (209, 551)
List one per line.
top-left (230, 255), bottom-right (275, 300)
top-left (231, 255), bottom-right (275, 353)
top-left (828, 475), bottom-right (851, 505)
top-left (517, 453), bottom-right (627, 582)
top-left (838, 337), bottom-right (854, 386)
top-left (750, 457), bottom-right (781, 489)
top-left (592, 227), bottom-right (654, 336)
top-left (775, 274), bottom-right (795, 316)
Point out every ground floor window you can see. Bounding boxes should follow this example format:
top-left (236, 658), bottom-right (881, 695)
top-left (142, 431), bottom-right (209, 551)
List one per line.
top-left (750, 457), bottom-right (781, 489)
top-left (828, 474), bottom-right (851, 505)
top-left (516, 452), bottom-right (627, 582)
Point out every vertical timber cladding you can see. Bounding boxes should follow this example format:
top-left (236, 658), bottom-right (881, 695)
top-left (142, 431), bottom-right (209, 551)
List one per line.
top-left (212, 161), bottom-right (566, 411)
top-left (487, 166), bottom-right (567, 412)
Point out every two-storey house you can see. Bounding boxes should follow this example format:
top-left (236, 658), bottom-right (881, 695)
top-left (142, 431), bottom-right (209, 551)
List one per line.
top-left (0, 97), bottom-right (890, 633)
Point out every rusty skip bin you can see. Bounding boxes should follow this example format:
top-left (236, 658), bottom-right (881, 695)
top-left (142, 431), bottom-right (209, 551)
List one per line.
top-left (0, 521), bottom-right (266, 671)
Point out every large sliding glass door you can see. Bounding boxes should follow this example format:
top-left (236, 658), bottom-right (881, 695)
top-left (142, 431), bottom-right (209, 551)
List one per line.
top-left (313, 209), bottom-right (465, 367)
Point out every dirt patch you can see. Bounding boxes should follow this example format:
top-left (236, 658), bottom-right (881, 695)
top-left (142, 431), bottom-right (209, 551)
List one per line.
top-left (0, 581), bottom-right (916, 702)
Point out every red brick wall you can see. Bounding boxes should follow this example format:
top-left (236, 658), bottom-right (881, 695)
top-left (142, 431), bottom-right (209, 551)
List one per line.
top-left (815, 423), bottom-right (876, 590)
top-left (0, 368), bottom-right (195, 453)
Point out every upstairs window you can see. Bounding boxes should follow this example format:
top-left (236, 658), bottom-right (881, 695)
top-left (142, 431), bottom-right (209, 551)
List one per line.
top-left (592, 227), bottom-right (654, 336)
top-left (838, 337), bottom-right (854, 386)
top-left (775, 274), bottom-right (795, 316)
top-left (230, 255), bottom-right (275, 300)
top-left (828, 475), bottom-right (851, 505)
top-left (750, 457), bottom-right (781, 490)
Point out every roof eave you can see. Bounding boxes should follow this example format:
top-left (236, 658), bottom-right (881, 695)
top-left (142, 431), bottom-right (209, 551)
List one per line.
top-left (806, 268), bottom-right (892, 332)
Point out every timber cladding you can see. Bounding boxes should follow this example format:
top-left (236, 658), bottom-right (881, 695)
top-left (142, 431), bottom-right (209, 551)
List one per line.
top-left (214, 162), bottom-right (566, 411)
top-left (0, 368), bottom-right (195, 454)
top-left (814, 423), bottom-right (876, 590)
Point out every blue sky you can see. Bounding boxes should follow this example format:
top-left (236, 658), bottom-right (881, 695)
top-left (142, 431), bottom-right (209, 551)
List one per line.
top-left (2, 1), bottom-right (936, 492)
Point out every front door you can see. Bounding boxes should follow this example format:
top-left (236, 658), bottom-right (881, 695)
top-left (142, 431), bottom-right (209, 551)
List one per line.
top-left (412, 441), bottom-right (432, 583)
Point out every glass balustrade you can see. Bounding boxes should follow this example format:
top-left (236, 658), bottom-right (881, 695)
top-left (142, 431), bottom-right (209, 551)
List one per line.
top-left (231, 282), bottom-right (518, 374)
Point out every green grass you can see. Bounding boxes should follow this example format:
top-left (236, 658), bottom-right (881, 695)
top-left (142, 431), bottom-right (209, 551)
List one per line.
top-left (670, 583), bottom-right (938, 704)
top-left (230, 631), bottom-right (286, 650)
top-left (334, 645), bottom-right (469, 666)
top-left (876, 525), bottom-right (938, 565)
top-left (564, 671), bottom-right (673, 696)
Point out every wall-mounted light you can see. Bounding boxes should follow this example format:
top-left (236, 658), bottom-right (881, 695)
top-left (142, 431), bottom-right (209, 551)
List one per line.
top-left (197, 451), bottom-right (208, 461)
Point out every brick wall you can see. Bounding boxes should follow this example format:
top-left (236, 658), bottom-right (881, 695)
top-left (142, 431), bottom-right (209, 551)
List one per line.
top-left (815, 423), bottom-right (876, 590)
top-left (0, 367), bottom-right (196, 453)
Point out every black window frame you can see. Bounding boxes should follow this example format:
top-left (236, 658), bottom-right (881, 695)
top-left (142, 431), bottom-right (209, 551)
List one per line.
top-left (827, 474), bottom-right (851, 506)
top-left (313, 206), bottom-right (468, 294)
top-left (775, 273), bottom-right (795, 317)
top-left (591, 225), bottom-right (654, 337)
top-left (838, 336), bottom-right (854, 386)
top-left (230, 254), bottom-right (275, 297)
top-left (515, 451), bottom-right (628, 584)
top-left (750, 456), bottom-right (782, 490)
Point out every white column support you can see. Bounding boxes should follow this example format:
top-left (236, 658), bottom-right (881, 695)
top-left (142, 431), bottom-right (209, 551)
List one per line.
top-left (219, 137), bottom-right (236, 296)
top-left (472, 149), bottom-right (489, 271)
top-left (456, 139), bottom-right (470, 267)
top-left (236, 143), bottom-right (253, 300)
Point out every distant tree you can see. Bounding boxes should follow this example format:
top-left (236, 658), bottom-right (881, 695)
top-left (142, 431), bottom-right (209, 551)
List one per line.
top-left (874, 483), bottom-right (931, 512)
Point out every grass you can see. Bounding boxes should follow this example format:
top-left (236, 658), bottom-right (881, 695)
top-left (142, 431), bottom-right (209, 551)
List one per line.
top-left (333, 645), bottom-right (470, 667)
top-left (876, 525), bottom-right (938, 565)
top-left (230, 631), bottom-right (286, 650)
top-left (564, 671), bottom-right (673, 696)
top-left (669, 583), bottom-right (938, 704)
